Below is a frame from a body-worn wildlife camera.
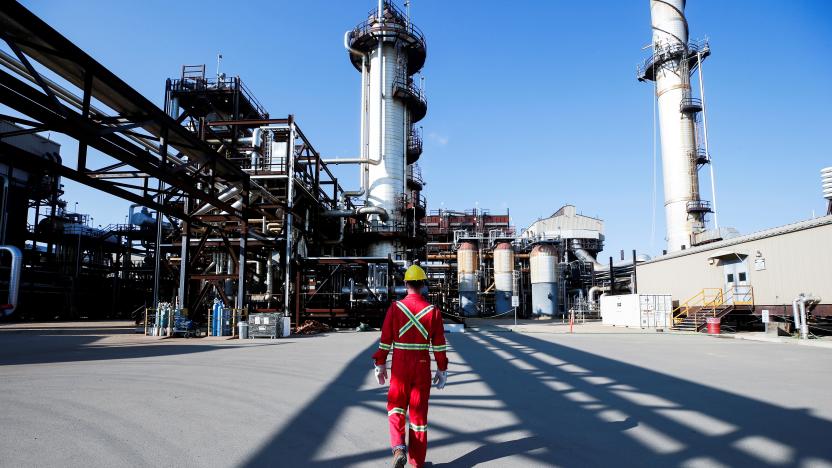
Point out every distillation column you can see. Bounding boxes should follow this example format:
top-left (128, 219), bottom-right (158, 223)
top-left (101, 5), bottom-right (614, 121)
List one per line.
top-left (642, 0), bottom-right (710, 252)
top-left (347, 1), bottom-right (428, 259)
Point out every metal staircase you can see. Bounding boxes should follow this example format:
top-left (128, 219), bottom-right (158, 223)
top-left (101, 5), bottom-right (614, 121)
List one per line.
top-left (672, 286), bottom-right (754, 332)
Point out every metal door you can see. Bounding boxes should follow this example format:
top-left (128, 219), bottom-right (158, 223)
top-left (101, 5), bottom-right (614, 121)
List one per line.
top-left (722, 257), bottom-right (750, 304)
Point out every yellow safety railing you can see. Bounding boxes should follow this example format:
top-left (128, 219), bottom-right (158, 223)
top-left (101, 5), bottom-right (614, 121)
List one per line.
top-left (673, 286), bottom-right (755, 325)
top-left (672, 288), bottom-right (723, 325)
top-left (725, 285), bottom-right (755, 307)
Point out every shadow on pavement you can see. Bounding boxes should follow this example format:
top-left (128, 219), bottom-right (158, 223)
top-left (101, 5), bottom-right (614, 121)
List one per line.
top-left (0, 331), bottom-right (256, 366)
top-left (241, 331), bottom-right (832, 467)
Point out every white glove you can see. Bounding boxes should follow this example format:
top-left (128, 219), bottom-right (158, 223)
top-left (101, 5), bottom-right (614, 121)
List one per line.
top-left (433, 370), bottom-right (447, 390)
top-left (374, 364), bottom-right (387, 385)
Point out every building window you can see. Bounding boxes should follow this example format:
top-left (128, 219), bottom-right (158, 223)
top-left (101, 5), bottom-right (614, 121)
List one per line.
top-left (727, 274), bottom-right (734, 283)
top-left (738, 272), bottom-right (747, 282)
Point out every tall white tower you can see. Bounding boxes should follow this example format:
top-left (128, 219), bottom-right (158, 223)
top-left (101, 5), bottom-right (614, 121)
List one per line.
top-left (639, 0), bottom-right (712, 252)
top-left (346, 1), bottom-right (427, 259)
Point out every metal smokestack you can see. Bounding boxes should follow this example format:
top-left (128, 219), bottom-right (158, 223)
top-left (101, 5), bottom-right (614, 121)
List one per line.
top-left (640, 0), bottom-right (711, 252)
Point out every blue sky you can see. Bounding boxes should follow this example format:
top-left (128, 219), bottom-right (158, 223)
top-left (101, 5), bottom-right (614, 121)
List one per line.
top-left (17, 0), bottom-right (832, 259)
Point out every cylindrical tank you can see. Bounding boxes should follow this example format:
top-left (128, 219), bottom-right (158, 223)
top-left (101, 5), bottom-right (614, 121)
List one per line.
top-left (530, 244), bottom-right (558, 316)
top-left (457, 242), bottom-right (478, 317)
top-left (650, 0), bottom-right (706, 252)
top-left (493, 241), bottom-right (514, 314)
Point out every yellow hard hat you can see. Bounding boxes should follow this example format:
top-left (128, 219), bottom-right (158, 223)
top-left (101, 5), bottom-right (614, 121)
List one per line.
top-left (404, 265), bottom-right (428, 282)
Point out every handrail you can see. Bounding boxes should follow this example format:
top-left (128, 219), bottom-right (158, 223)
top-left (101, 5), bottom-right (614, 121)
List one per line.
top-left (686, 200), bottom-right (713, 213)
top-left (408, 127), bottom-right (423, 153)
top-left (637, 39), bottom-right (710, 80)
top-left (393, 72), bottom-right (427, 107)
top-left (355, 1), bottom-right (426, 50)
top-left (679, 97), bottom-right (702, 113)
top-left (672, 288), bottom-right (722, 325)
top-left (673, 285), bottom-right (755, 326)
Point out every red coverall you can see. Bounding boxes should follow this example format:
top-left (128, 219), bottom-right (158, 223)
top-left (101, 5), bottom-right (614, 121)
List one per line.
top-left (373, 292), bottom-right (448, 468)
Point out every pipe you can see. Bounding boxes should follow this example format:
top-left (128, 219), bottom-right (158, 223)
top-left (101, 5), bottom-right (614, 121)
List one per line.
top-left (321, 206), bottom-right (389, 223)
top-left (573, 247), bottom-right (607, 271)
top-left (0, 246), bottom-right (22, 316)
top-left (792, 296), bottom-right (802, 336)
top-left (357, 206), bottom-right (389, 222)
top-left (797, 294), bottom-right (820, 340)
top-left (343, 30), bottom-right (373, 199)
top-left (322, 158), bottom-right (381, 165)
top-left (192, 186), bottom-right (242, 216)
top-left (265, 250), bottom-right (277, 297)
top-left (303, 256), bottom-right (390, 261)
top-left (0, 175), bottom-right (8, 245)
top-left (799, 297), bottom-right (809, 340)
top-left (588, 286), bottom-right (608, 305)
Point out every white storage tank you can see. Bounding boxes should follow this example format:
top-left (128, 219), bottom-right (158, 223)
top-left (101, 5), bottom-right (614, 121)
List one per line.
top-left (457, 241), bottom-right (478, 316)
top-left (530, 244), bottom-right (558, 316)
top-left (493, 241), bottom-right (514, 314)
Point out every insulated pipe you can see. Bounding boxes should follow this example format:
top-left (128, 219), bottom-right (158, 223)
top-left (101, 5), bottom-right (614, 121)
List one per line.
top-left (0, 245), bottom-right (22, 316)
top-left (343, 30), bottom-right (376, 198)
top-left (799, 297), bottom-right (809, 340)
top-left (588, 286), bottom-right (608, 305)
top-left (322, 158), bottom-right (382, 165)
top-left (192, 186), bottom-right (242, 216)
top-left (321, 206), bottom-right (390, 223)
top-left (792, 296), bottom-right (801, 336)
top-left (797, 294), bottom-right (819, 340)
top-left (266, 250), bottom-right (278, 297)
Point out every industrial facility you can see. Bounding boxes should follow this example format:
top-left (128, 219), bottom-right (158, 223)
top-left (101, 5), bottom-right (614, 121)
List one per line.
top-left (0, 0), bottom-right (828, 338)
top-left (2, 2), bottom-right (832, 467)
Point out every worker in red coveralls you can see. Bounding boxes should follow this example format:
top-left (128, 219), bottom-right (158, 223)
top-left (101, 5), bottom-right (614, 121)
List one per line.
top-left (372, 264), bottom-right (448, 468)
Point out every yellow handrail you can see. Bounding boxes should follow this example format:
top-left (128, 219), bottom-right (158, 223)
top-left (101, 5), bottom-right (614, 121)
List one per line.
top-left (673, 285), bottom-right (754, 325)
top-left (672, 288), bottom-right (722, 324)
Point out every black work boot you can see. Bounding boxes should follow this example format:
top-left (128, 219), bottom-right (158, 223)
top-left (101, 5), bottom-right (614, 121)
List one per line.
top-left (392, 448), bottom-right (407, 468)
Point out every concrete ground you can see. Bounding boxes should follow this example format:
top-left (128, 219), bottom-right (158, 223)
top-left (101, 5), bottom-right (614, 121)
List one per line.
top-left (1, 324), bottom-right (832, 467)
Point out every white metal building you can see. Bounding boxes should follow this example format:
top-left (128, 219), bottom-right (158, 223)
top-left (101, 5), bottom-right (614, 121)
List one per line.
top-left (524, 205), bottom-right (603, 242)
top-left (637, 216), bottom-right (832, 318)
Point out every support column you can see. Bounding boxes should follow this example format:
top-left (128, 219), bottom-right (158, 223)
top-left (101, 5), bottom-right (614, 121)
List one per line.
top-left (283, 118), bottom-right (296, 315)
top-left (237, 220), bottom-right (248, 310)
top-left (178, 197), bottom-right (190, 313)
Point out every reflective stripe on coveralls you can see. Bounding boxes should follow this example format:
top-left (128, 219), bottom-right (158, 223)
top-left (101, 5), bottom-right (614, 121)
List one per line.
top-left (373, 292), bottom-right (449, 468)
top-left (409, 422), bottom-right (428, 432)
top-left (395, 301), bottom-right (431, 339)
top-left (397, 303), bottom-right (434, 338)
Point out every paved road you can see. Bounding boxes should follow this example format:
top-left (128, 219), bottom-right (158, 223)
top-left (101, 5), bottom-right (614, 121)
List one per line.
top-left (1, 326), bottom-right (831, 467)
